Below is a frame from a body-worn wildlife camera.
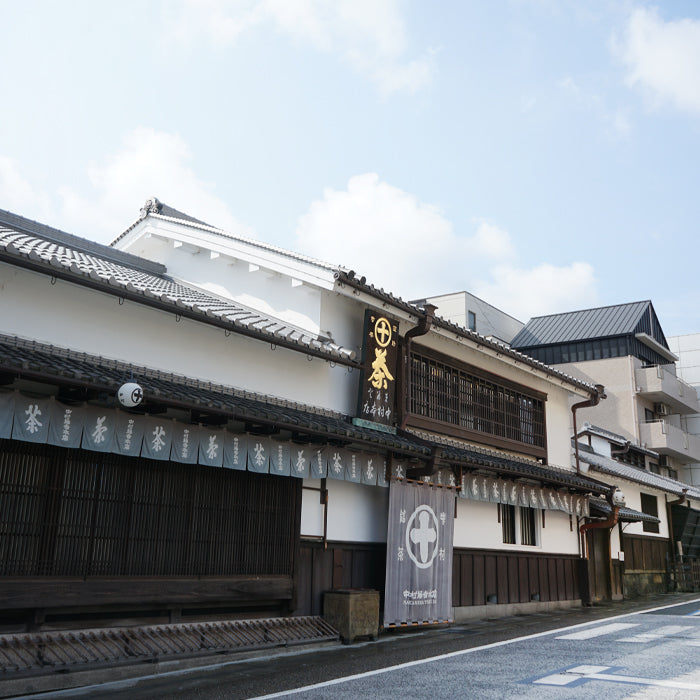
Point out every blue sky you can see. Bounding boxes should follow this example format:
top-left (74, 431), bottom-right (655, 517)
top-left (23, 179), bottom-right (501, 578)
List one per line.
top-left (1, 1), bottom-right (700, 335)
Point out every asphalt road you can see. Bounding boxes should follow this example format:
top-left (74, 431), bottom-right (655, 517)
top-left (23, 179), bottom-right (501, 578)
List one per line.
top-left (10, 594), bottom-right (700, 700)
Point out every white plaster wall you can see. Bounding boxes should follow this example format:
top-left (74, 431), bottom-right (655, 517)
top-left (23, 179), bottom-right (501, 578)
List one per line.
top-left (615, 479), bottom-right (670, 540)
top-left (453, 500), bottom-right (579, 554)
top-left (128, 235), bottom-right (325, 335)
top-left (0, 264), bottom-right (358, 413)
top-left (325, 480), bottom-right (389, 543)
top-left (300, 480), bottom-right (324, 538)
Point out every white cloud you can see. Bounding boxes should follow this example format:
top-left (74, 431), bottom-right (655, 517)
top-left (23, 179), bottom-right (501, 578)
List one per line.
top-left (295, 173), bottom-right (597, 320)
top-left (618, 7), bottom-right (700, 115)
top-left (57, 127), bottom-right (252, 242)
top-left (473, 262), bottom-right (598, 321)
top-left (0, 156), bottom-right (52, 221)
top-left (164, 0), bottom-right (435, 95)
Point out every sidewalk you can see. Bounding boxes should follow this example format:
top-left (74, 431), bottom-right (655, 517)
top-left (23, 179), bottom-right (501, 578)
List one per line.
top-left (3, 592), bottom-right (699, 699)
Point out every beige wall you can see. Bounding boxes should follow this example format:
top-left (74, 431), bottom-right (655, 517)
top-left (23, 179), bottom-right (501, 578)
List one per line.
top-left (557, 357), bottom-right (640, 442)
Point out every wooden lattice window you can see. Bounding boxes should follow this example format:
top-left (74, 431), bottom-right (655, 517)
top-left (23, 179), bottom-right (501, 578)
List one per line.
top-left (0, 439), bottom-right (299, 578)
top-left (409, 348), bottom-right (546, 455)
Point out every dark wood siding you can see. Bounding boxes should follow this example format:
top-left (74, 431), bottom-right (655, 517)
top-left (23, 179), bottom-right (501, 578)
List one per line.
top-left (296, 541), bottom-right (386, 616)
top-left (621, 533), bottom-right (669, 571)
top-left (451, 549), bottom-right (581, 606)
top-left (0, 439), bottom-right (300, 615)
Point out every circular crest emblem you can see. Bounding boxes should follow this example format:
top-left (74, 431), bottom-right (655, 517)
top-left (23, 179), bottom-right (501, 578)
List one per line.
top-left (405, 504), bottom-right (439, 569)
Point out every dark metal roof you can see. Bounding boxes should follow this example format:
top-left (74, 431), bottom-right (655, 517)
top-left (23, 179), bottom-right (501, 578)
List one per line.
top-left (0, 334), bottom-right (604, 494)
top-left (0, 212), bottom-right (357, 366)
top-left (511, 301), bottom-right (654, 348)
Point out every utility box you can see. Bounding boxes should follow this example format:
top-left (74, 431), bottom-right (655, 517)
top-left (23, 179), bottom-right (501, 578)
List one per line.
top-left (323, 589), bottom-right (379, 644)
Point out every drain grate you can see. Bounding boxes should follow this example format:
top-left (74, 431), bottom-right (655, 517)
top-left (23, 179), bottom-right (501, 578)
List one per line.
top-left (0, 616), bottom-right (338, 677)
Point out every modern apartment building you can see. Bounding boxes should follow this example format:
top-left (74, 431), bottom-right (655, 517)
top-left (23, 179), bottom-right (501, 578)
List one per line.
top-left (511, 301), bottom-right (700, 486)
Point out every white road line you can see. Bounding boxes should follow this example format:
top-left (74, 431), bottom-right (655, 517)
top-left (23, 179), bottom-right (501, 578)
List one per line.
top-left (687, 610), bottom-right (700, 617)
top-left (13, 597), bottom-right (700, 700)
top-left (534, 665), bottom-right (700, 690)
top-left (556, 622), bottom-right (638, 640)
top-left (249, 598), bottom-right (700, 699)
top-left (618, 625), bottom-right (694, 643)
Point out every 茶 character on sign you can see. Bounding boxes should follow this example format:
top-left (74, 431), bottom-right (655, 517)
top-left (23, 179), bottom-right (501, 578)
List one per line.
top-left (369, 348), bottom-right (394, 389)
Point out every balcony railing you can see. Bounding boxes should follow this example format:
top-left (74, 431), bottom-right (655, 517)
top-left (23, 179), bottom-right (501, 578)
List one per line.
top-left (636, 365), bottom-right (700, 415)
top-left (639, 419), bottom-right (700, 464)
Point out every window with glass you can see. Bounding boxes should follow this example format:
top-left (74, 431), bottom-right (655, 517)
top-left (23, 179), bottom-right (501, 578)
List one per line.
top-left (640, 493), bottom-right (660, 533)
top-left (501, 504), bottom-right (538, 546)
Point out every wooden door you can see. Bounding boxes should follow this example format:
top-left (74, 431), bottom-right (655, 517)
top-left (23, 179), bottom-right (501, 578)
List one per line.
top-left (587, 529), bottom-right (611, 601)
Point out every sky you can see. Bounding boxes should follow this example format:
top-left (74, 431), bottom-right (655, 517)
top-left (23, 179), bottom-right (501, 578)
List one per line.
top-left (1, 1), bottom-right (700, 335)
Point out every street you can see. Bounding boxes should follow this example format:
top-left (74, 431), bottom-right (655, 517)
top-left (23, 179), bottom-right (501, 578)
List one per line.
top-left (13, 595), bottom-right (700, 700)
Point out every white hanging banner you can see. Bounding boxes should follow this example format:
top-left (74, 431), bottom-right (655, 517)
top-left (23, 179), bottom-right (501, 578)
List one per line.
top-left (198, 428), bottom-right (224, 468)
top-left (384, 480), bottom-right (454, 627)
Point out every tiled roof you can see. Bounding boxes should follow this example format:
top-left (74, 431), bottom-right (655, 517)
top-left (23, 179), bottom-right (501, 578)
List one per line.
top-left (0, 334), bottom-right (605, 494)
top-left (112, 198), bottom-right (341, 274)
top-left (0, 334), bottom-right (426, 456)
top-left (579, 450), bottom-right (700, 500)
top-left (409, 429), bottom-right (608, 494)
top-left (113, 201), bottom-right (599, 397)
top-left (335, 271), bottom-right (599, 396)
top-left (589, 497), bottom-right (660, 524)
top-left (577, 423), bottom-right (660, 457)
top-left (0, 212), bottom-right (357, 366)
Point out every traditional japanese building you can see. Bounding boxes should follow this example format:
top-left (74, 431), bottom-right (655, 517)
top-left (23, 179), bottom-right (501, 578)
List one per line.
top-left (0, 201), bottom-right (609, 636)
top-left (574, 423), bottom-right (700, 599)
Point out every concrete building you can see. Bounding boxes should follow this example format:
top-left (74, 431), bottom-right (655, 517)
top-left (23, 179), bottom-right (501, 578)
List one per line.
top-left (512, 301), bottom-right (700, 596)
top-left (667, 333), bottom-right (700, 487)
top-left (412, 290), bottom-right (524, 344)
top-left (511, 301), bottom-right (700, 485)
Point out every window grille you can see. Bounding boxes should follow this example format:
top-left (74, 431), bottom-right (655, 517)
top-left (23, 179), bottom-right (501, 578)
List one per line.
top-left (410, 349), bottom-right (546, 451)
top-left (640, 493), bottom-right (660, 534)
top-left (520, 507), bottom-right (537, 546)
top-left (0, 439), bottom-right (298, 578)
top-left (502, 504), bottom-right (516, 544)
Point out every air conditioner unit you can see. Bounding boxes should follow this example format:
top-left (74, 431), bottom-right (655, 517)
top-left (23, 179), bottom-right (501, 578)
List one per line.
top-left (654, 403), bottom-right (670, 416)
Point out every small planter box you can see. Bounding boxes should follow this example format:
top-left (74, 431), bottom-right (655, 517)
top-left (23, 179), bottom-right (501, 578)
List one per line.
top-left (323, 589), bottom-right (379, 644)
